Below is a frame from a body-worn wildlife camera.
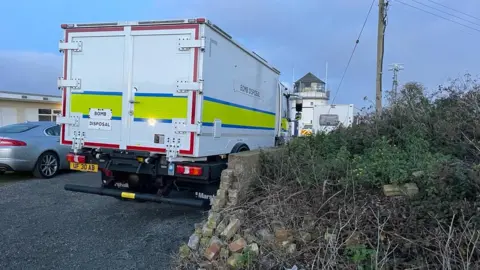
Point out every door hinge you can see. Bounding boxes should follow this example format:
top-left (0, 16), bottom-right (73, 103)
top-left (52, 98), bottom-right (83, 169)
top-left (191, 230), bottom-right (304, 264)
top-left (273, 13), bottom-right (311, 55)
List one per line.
top-left (178, 38), bottom-right (205, 51)
top-left (57, 78), bottom-right (81, 89)
top-left (59, 40), bottom-right (83, 52)
top-left (173, 119), bottom-right (202, 134)
top-left (56, 115), bottom-right (81, 127)
top-left (176, 81), bottom-right (203, 95)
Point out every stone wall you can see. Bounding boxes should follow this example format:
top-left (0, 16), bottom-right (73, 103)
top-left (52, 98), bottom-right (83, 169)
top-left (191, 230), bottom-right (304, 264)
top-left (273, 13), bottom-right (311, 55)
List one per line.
top-left (179, 147), bottom-right (282, 268)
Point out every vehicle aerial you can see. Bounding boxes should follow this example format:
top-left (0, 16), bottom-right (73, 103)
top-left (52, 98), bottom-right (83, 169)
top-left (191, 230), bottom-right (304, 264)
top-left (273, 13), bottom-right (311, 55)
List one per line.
top-left (57, 18), bottom-right (301, 207)
top-left (0, 121), bottom-right (71, 178)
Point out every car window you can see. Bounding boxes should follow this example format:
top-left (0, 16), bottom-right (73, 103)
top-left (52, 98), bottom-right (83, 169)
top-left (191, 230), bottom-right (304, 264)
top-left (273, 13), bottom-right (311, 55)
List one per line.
top-left (0, 123), bottom-right (38, 133)
top-left (45, 125), bottom-right (61, 136)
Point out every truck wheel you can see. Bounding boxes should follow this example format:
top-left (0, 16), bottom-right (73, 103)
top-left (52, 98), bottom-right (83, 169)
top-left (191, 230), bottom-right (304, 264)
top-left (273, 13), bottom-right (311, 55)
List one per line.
top-left (33, 151), bottom-right (60, 179)
top-left (231, 143), bottom-right (250, 153)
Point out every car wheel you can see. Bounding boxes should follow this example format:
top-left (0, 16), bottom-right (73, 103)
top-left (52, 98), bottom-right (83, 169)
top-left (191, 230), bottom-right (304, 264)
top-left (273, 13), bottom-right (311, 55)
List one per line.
top-left (33, 151), bottom-right (60, 179)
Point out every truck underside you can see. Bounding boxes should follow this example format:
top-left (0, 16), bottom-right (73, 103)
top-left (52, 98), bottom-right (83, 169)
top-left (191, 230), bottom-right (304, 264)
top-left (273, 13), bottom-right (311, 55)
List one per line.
top-left (64, 145), bottom-right (250, 208)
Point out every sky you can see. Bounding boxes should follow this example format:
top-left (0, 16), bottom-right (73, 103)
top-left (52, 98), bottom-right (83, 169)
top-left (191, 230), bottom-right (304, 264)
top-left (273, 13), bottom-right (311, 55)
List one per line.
top-left (0, 0), bottom-right (479, 109)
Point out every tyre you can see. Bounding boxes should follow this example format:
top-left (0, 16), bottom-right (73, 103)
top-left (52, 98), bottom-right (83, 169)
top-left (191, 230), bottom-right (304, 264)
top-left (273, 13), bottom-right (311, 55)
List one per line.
top-left (33, 151), bottom-right (60, 179)
top-left (231, 143), bottom-right (250, 153)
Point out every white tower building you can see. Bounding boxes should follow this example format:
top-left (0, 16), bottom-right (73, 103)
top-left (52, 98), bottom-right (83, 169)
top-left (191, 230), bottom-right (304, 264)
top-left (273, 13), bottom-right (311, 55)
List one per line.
top-left (290, 72), bottom-right (330, 133)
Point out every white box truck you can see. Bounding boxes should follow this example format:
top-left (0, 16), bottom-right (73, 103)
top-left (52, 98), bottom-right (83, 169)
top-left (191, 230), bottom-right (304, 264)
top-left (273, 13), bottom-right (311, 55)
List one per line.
top-left (312, 104), bottom-right (354, 134)
top-left (296, 104), bottom-right (354, 136)
top-left (56, 18), bottom-right (294, 207)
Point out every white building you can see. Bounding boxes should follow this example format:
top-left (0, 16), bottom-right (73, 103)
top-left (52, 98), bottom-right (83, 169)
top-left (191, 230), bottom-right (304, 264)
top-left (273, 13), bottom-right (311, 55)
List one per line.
top-left (0, 91), bottom-right (62, 126)
top-left (289, 72), bottom-right (354, 135)
top-left (290, 73), bottom-right (329, 132)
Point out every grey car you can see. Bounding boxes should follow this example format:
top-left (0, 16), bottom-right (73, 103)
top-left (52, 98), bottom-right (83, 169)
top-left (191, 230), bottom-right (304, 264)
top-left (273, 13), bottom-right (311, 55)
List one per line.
top-left (0, 121), bottom-right (71, 178)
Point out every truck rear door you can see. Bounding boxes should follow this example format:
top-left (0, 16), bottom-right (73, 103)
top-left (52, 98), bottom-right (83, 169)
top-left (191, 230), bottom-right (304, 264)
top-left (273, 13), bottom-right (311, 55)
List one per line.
top-left (125, 25), bottom-right (200, 156)
top-left (60, 26), bottom-right (126, 149)
top-left (60, 23), bottom-right (201, 155)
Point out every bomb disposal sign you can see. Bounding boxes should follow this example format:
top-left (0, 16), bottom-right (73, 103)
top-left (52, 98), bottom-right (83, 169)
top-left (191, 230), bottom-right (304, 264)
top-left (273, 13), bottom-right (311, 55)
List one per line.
top-left (88, 108), bottom-right (112, 130)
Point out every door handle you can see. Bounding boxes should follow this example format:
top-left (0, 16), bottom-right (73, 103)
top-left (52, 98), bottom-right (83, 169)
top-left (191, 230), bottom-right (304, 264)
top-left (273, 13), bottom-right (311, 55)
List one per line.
top-left (130, 86), bottom-right (140, 104)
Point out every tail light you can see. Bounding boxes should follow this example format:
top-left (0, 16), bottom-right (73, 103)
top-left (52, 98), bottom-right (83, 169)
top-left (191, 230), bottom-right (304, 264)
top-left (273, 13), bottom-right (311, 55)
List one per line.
top-left (100, 168), bottom-right (113, 177)
top-left (0, 139), bottom-right (27, 146)
top-left (66, 153), bottom-right (86, 163)
top-left (176, 165), bottom-right (203, 176)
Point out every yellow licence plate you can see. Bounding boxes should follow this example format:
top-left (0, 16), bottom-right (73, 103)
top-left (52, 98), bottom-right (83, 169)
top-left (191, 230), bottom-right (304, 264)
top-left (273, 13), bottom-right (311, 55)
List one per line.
top-left (69, 162), bottom-right (98, 172)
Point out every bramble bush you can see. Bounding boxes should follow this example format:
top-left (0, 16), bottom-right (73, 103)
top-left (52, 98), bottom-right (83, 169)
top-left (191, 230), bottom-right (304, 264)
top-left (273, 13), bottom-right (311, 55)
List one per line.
top-left (249, 74), bottom-right (480, 269)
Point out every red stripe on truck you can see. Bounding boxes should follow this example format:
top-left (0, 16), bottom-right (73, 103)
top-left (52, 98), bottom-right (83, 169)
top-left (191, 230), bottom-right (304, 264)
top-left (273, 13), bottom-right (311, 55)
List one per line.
top-left (126, 146), bottom-right (166, 152)
top-left (131, 24), bottom-right (199, 31)
top-left (179, 24), bottom-right (199, 155)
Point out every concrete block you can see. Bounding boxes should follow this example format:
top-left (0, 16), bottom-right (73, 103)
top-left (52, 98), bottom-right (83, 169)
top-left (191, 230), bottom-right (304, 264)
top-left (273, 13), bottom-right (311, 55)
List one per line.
top-left (221, 218), bottom-right (241, 240)
top-left (204, 242), bottom-right (221, 261)
top-left (211, 193), bottom-right (226, 211)
top-left (202, 224), bottom-right (214, 237)
top-left (209, 236), bottom-right (223, 247)
top-left (179, 243), bottom-right (190, 259)
top-left (206, 211), bottom-right (220, 229)
top-left (220, 169), bottom-right (235, 190)
top-left (228, 237), bottom-right (247, 253)
top-left (194, 222), bottom-right (204, 235)
top-left (247, 243), bottom-right (259, 256)
top-left (216, 218), bottom-right (228, 235)
top-left (383, 183), bottom-right (419, 197)
top-left (200, 237), bottom-right (211, 249)
top-left (227, 253), bottom-right (243, 268)
top-left (188, 233), bottom-right (200, 250)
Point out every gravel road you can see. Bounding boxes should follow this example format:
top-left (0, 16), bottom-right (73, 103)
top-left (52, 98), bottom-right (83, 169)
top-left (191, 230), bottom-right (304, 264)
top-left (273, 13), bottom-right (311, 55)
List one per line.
top-left (0, 171), bottom-right (204, 270)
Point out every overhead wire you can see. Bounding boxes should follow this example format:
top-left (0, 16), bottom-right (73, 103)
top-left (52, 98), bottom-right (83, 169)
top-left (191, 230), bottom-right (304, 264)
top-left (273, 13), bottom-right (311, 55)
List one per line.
top-left (425, 0), bottom-right (480, 22)
top-left (320, 0), bottom-right (376, 132)
top-left (410, 0), bottom-right (480, 28)
top-left (393, 0), bottom-right (480, 33)
top-left (330, 0), bottom-right (376, 104)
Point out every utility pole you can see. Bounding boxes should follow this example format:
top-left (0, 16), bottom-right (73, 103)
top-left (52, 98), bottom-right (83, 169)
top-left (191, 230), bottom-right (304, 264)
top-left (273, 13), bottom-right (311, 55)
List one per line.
top-left (388, 63), bottom-right (404, 101)
top-left (376, 0), bottom-right (388, 115)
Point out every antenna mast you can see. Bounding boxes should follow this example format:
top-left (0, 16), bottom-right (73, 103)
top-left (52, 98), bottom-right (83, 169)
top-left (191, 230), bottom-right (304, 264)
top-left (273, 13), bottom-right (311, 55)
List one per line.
top-left (388, 63), bottom-right (404, 101)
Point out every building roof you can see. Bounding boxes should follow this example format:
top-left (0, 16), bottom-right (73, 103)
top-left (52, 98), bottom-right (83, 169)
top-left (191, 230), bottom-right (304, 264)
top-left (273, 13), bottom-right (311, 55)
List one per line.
top-left (295, 72), bottom-right (325, 84)
top-left (0, 91), bottom-right (61, 103)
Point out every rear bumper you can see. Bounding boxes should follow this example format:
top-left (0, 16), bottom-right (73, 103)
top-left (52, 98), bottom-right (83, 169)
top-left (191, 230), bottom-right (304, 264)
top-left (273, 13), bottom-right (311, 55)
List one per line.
top-left (64, 184), bottom-right (208, 208)
top-left (0, 158), bottom-right (34, 172)
top-left (0, 163), bottom-right (13, 172)
top-left (0, 148), bottom-right (35, 172)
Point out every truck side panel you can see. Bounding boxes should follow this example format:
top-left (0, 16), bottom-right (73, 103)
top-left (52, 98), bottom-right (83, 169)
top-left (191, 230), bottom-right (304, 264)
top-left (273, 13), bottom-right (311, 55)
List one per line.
top-left (197, 24), bottom-right (280, 156)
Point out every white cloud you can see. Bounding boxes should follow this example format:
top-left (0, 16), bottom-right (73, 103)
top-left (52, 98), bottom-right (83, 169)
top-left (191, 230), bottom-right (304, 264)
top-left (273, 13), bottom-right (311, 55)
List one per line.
top-left (0, 50), bottom-right (62, 95)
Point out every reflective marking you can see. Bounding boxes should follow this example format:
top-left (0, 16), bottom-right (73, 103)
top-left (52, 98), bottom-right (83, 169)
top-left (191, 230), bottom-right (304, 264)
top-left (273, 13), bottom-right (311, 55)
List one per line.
top-left (121, 192), bottom-right (135, 199)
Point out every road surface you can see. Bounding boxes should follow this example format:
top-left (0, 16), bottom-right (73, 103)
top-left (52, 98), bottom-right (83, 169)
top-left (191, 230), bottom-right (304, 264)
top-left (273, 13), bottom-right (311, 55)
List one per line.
top-left (0, 171), bottom-right (203, 270)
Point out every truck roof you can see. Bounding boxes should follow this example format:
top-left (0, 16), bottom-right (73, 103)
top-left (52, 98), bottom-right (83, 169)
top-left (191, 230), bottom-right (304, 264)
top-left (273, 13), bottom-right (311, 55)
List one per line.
top-left (60, 18), bottom-right (281, 75)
